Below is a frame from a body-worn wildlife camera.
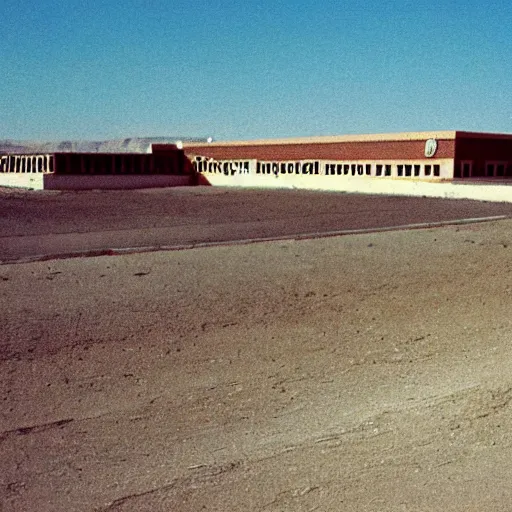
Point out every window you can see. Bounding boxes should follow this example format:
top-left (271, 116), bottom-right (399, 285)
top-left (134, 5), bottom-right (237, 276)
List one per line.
top-left (337, 164), bottom-right (343, 175)
top-left (115, 155), bottom-right (123, 173)
top-left (140, 155), bottom-right (148, 174)
top-left (344, 164), bottom-right (350, 175)
top-left (365, 164), bottom-right (371, 175)
top-left (376, 164), bottom-right (383, 176)
top-left (424, 165), bottom-right (432, 176)
top-left (461, 161), bottom-right (472, 178)
top-left (405, 164), bottom-right (412, 177)
top-left (357, 164), bottom-right (364, 175)
top-left (351, 164), bottom-right (357, 176)
top-left (433, 165), bottom-right (440, 177)
top-left (397, 165), bottom-right (404, 177)
top-left (485, 162), bottom-right (507, 178)
top-left (385, 165), bottom-right (392, 176)
top-left (414, 165), bottom-right (421, 176)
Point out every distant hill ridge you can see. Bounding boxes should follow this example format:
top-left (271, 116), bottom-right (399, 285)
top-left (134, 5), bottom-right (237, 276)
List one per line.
top-left (0, 137), bottom-right (209, 154)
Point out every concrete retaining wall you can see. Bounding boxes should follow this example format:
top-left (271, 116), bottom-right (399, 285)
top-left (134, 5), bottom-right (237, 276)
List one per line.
top-left (0, 174), bottom-right (191, 190)
top-left (43, 174), bottom-right (192, 190)
top-left (0, 173), bottom-right (45, 189)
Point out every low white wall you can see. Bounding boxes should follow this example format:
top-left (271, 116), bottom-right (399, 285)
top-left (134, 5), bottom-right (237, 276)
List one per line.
top-left (42, 174), bottom-right (192, 190)
top-left (200, 173), bottom-right (512, 203)
top-left (0, 174), bottom-right (192, 190)
top-left (0, 173), bottom-right (45, 189)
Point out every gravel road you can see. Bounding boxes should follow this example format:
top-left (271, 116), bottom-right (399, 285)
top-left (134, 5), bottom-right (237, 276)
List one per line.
top-left (1, 186), bottom-right (511, 262)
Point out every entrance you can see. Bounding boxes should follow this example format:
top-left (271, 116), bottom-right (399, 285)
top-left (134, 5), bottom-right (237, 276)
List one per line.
top-left (461, 161), bottom-right (472, 178)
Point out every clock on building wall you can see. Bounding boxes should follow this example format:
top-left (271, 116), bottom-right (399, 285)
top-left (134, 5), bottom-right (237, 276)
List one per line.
top-left (425, 139), bottom-right (438, 158)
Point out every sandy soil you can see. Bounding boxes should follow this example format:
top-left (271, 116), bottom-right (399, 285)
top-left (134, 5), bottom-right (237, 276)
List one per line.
top-left (1, 190), bottom-right (512, 511)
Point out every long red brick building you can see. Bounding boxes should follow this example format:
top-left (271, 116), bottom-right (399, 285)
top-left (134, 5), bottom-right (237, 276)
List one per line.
top-left (152, 130), bottom-right (512, 180)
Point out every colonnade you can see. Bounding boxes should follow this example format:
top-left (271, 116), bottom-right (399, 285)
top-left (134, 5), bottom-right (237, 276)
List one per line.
top-left (0, 155), bottom-right (54, 173)
top-left (0, 153), bottom-right (186, 175)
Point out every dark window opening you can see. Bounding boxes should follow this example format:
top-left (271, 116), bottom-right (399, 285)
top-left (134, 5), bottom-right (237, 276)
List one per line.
top-left (365, 164), bottom-right (371, 175)
top-left (385, 165), bottom-right (391, 176)
top-left (414, 165), bottom-right (420, 176)
top-left (83, 156), bottom-right (91, 173)
top-left (344, 164), bottom-right (350, 175)
top-left (138, 156), bottom-right (145, 174)
top-left (376, 164), bottom-right (383, 176)
top-left (397, 165), bottom-right (404, 177)
top-left (497, 164), bottom-right (505, 177)
top-left (433, 165), bottom-right (440, 177)
top-left (424, 165), bottom-right (431, 176)
top-left (405, 165), bottom-right (412, 177)
top-left (125, 156), bottom-right (133, 174)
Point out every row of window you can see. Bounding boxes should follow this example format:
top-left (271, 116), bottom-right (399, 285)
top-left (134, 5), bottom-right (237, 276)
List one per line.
top-left (397, 164), bottom-right (440, 177)
top-left (324, 163), bottom-right (441, 178)
top-left (0, 154), bottom-right (186, 175)
top-left (460, 161), bottom-right (512, 178)
top-left (194, 159), bottom-right (444, 178)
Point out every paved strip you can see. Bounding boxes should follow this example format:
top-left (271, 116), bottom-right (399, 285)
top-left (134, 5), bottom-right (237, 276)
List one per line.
top-left (2, 215), bottom-right (507, 265)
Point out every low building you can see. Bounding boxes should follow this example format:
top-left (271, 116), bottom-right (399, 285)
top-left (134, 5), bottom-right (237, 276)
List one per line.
top-left (0, 148), bottom-right (194, 190)
top-left (153, 130), bottom-right (512, 181)
top-left (151, 131), bottom-right (512, 202)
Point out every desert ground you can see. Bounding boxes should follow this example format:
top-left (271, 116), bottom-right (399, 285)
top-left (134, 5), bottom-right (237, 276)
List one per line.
top-left (1, 187), bottom-right (512, 511)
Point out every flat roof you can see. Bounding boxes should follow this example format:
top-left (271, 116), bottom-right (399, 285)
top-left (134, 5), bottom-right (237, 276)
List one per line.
top-left (1, 152), bottom-right (167, 157)
top-left (183, 130), bottom-right (512, 148)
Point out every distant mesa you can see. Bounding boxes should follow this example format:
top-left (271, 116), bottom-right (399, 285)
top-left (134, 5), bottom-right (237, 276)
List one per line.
top-left (0, 137), bottom-right (210, 155)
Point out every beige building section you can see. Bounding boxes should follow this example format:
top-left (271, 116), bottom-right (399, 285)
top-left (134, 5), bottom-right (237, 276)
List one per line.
top-left (193, 157), bottom-right (512, 202)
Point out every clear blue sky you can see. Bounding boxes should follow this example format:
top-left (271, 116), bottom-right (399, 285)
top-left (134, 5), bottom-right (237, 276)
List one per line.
top-left (1, 0), bottom-right (511, 140)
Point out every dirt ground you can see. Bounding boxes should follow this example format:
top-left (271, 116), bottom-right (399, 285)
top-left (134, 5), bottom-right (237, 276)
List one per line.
top-left (1, 189), bottom-right (512, 511)
top-left (1, 186), bottom-right (512, 262)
